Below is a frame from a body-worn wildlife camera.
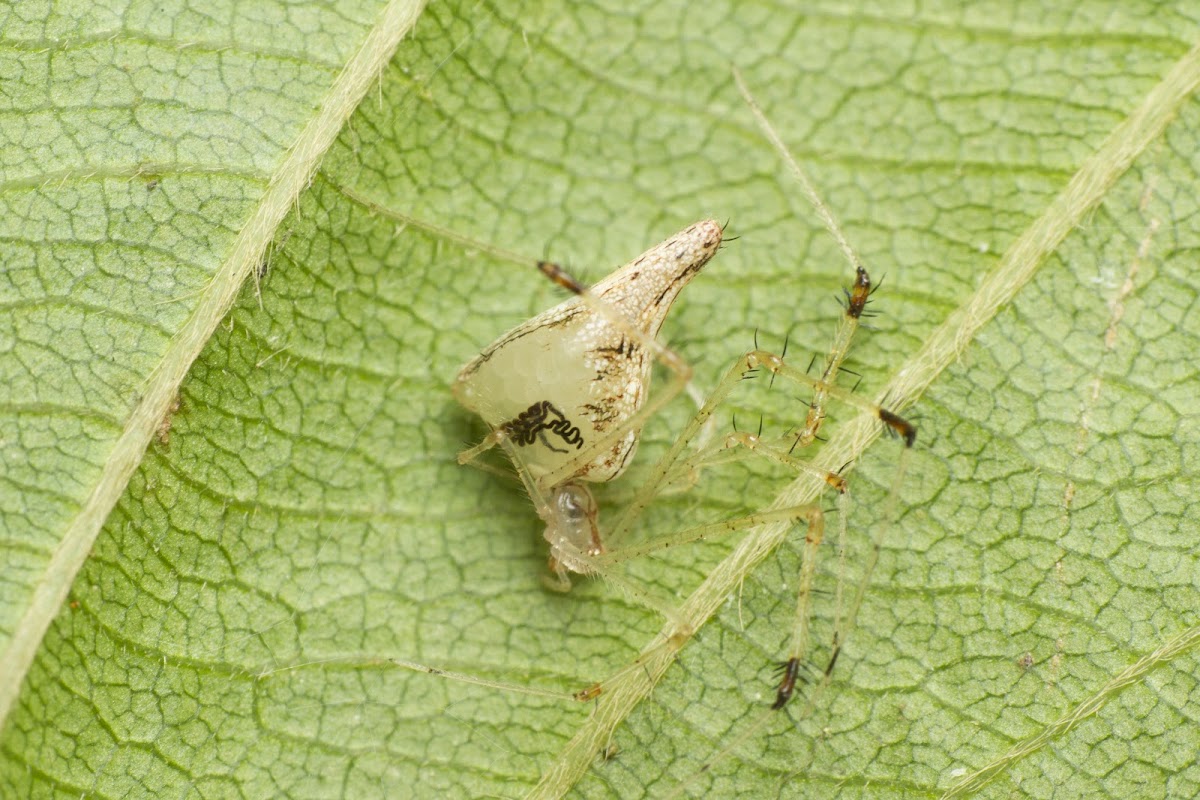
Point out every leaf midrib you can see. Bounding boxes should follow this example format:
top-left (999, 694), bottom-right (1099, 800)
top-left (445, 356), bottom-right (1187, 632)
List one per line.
top-left (0, 0), bottom-right (429, 734)
top-left (531, 40), bottom-right (1200, 799)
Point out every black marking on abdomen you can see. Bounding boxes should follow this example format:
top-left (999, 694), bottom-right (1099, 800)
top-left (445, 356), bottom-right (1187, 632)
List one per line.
top-left (502, 401), bottom-right (585, 451)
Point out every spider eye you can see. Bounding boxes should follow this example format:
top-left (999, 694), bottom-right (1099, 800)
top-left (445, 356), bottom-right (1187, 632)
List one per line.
top-left (554, 485), bottom-right (596, 524)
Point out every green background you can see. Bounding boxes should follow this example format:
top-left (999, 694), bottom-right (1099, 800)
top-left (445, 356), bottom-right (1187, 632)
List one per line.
top-left (2, 1), bottom-right (1199, 797)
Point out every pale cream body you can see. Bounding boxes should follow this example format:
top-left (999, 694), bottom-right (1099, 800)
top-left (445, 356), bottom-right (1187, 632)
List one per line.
top-left (453, 220), bottom-right (723, 576)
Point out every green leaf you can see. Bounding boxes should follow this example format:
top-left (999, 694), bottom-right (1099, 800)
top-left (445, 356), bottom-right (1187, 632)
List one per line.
top-left (3, 2), bottom-right (1200, 799)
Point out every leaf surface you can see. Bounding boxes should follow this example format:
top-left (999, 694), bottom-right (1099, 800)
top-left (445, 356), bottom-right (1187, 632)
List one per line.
top-left (2, 2), bottom-right (1199, 799)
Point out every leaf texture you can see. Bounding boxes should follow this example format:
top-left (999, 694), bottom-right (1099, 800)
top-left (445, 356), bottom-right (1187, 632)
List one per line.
top-left (2, 2), bottom-right (1199, 799)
